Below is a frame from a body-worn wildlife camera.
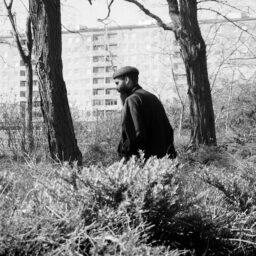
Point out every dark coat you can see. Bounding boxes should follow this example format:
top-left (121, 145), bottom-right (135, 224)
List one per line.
top-left (118, 85), bottom-right (176, 160)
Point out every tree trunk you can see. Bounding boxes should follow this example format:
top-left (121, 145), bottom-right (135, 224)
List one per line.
top-left (29, 0), bottom-right (82, 165)
top-left (25, 60), bottom-right (34, 152)
top-left (178, 0), bottom-right (216, 147)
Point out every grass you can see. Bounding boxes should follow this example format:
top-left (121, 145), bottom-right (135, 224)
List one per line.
top-left (1, 111), bottom-right (256, 255)
top-left (1, 143), bottom-right (256, 255)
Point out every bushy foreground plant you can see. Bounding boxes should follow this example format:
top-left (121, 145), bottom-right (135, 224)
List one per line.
top-left (1, 153), bottom-right (256, 255)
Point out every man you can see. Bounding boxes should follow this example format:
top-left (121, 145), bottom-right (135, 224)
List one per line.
top-left (113, 66), bottom-right (177, 160)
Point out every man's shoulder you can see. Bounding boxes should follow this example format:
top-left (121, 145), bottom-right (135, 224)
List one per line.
top-left (134, 88), bottom-right (158, 100)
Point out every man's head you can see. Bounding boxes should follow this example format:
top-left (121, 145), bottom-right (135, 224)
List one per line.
top-left (113, 66), bottom-right (139, 94)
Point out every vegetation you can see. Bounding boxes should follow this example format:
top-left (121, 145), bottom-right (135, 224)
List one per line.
top-left (0, 1), bottom-right (255, 255)
top-left (1, 99), bottom-right (256, 255)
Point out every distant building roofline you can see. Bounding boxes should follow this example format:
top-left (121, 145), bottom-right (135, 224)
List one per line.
top-left (61, 16), bottom-right (256, 34)
top-left (1, 16), bottom-right (255, 39)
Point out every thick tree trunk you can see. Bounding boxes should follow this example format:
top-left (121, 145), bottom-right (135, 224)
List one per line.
top-left (29, 0), bottom-right (82, 165)
top-left (178, 0), bottom-right (216, 147)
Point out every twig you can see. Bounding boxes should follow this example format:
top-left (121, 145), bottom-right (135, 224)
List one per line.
top-left (199, 7), bottom-right (256, 40)
top-left (224, 238), bottom-right (256, 245)
top-left (124, 0), bottom-right (174, 31)
top-left (98, 0), bottom-right (115, 22)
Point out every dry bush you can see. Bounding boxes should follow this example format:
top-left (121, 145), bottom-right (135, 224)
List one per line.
top-left (0, 102), bottom-right (48, 161)
top-left (0, 157), bottom-right (193, 255)
top-left (2, 152), bottom-right (256, 255)
top-left (73, 112), bottom-right (121, 166)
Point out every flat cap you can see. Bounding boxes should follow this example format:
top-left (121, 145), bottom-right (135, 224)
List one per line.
top-left (113, 66), bottom-right (139, 79)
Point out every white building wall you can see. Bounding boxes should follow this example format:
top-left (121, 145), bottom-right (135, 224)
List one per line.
top-left (0, 17), bottom-right (256, 121)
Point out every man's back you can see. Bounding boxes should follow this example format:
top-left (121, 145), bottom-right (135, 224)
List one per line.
top-left (121, 86), bottom-right (176, 159)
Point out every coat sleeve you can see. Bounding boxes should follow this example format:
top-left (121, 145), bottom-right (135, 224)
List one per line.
top-left (118, 96), bottom-right (147, 158)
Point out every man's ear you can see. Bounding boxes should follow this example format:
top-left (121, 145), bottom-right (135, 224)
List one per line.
top-left (124, 76), bottom-right (129, 84)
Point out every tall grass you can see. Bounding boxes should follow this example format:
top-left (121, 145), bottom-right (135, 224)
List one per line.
top-left (1, 149), bottom-right (256, 255)
top-left (1, 98), bottom-right (256, 255)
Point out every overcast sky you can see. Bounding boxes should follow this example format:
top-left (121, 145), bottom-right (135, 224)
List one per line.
top-left (0, 0), bottom-right (256, 34)
top-left (62, 0), bottom-right (168, 29)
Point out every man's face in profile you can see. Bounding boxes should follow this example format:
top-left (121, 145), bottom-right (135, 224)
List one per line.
top-left (114, 76), bottom-right (132, 94)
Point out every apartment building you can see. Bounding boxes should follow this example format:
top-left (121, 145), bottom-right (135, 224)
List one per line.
top-left (0, 15), bottom-right (256, 121)
top-left (61, 24), bottom-right (176, 120)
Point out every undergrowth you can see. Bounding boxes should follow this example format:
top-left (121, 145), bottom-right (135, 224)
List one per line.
top-left (1, 148), bottom-right (256, 255)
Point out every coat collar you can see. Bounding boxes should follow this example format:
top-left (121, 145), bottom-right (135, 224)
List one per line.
top-left (120, 85), bottom-right (142, 105)
top-left (131, 84), bottom-right (142, 94)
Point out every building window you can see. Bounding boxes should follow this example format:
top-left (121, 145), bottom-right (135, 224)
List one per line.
top-left (33, 111), bottom-right (42, 118)
top-left (108, 44), bottom-right (117, 51)
top-left (93, 45), bottom-right (105, 51)
top-left (106, 55), bottom-right (117, 62)
top-left (20, 81), bottom-right (26, 87)
top-left (20, 70), bottom-right (26, 76)
top-left (105, 99), bottom-right (117, 105)
top-left (173, 51), bottom-right (180, 58)
top-left (93, 78), bottom-right (104, 84)
top-left (33, 101), bottom-right (41, 107)
top-left (173, 74), bottom-right (187, 83)
top-left (93, 56), bottom-right (105, 62)
top-left (20, 91), bottom-right (26, 97)
top-left (33, 91), bottom-right (40, 98)
top-left (105, 77), bottom-right (112, 84)
top-left (106, 88), bottom-right (116, 95)
top-left (93, 88), bottom-right (105, 95)
top-left (93, 66), bottom-right (105, 73)
top-left (93, 34), bottom-right (104, 41)
top-left (20, 101), bottom-right (26, 107)
top-left (108, 33), bottom-right (117, 39)
top-left (105, 66), bottom-right (117, 72)
top-left (93, 99), bottom-right (104, 106)
top-left (106, 110), bottom-right (115, 116)
top-left (20, 60), bottom-right (25, 66)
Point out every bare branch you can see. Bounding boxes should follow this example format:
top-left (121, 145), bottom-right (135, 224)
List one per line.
top-left (198, 0), bottom-right (250, 15)
top-left (199, 7), bottom-right (256, 40)
top-left (26, 16), bottom-right (33, 57)
top-left (124, 0), bottom-right (174, 31)
top-left (3, 0), bottom-right (28, 63)
top-left (98, 0), bottom-right (115, 22)
top-left (210, 30), bottom-right (244, 91)
top-left (7, 0), bottom-right (13, 9)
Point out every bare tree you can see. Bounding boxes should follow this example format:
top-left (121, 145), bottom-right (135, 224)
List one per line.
top-left (29, 0), bottom-right (82, 165)
top-left (3, 0), bottom-right (34, 153)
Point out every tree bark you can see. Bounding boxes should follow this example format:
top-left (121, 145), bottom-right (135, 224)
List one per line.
top-left (25, 17), bottom-right (34, 153)
top-left (167, 0), bottom-right (216, 147)
top-left (178, 0), bottom-right (216, 147)
top-left (25, 59), bottom-right (34, 152)
top-left (29, 0), bottom-right (82, 165)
